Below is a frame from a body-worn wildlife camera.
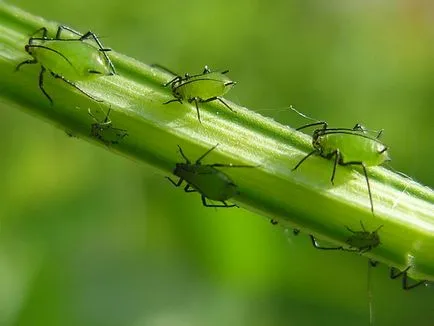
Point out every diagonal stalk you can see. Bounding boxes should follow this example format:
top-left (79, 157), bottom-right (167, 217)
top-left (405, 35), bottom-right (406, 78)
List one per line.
top-left (0, 3), bottom-right (433, 282)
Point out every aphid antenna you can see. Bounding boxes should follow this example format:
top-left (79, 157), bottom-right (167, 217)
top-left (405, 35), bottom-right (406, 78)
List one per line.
top-left (195, 143), bottom-right (220, 163)
top-left (289, 105), bottom-right (327, 130)
top-left (176, 145), bottom-right (191, 164)
top-left (150, 63), bottom-right (182, 78)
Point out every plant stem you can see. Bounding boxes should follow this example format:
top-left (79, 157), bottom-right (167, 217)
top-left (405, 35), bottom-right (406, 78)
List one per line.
top-left (1, 3), bottom-right (433, 282)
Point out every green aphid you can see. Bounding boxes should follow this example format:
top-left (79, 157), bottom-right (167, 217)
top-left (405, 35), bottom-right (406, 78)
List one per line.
top-left (88, 107), bottom-right (128, 146)
top-left (159, 65), bottom-right (236, 123)
top-left (291, 108), bottom-right (390, 215)
top-left (167, 144), bottom-right (254, 207)
top-left (344, 222), bottom-right (382, 253)
top-left (295, 221), bottom-right (382, 253)
top-left (16, 25), bottom-right (116, 103)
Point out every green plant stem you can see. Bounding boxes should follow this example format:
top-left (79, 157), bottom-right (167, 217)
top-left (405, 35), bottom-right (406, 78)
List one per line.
top-left (1, 3), bottom-right (433, 281)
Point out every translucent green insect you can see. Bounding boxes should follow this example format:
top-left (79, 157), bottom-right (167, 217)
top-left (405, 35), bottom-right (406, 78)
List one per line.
top-left (157, 65), bottom-right (236, 123)
top-left (88, 107), bottom-right (128, 145)
top-left (16, 25), bottom-right (116, 103)
top-left (291, 107), bottom-right (390, 215)
top-left (295, 221), bottom-right (382, 253)
top-left (167, 144), bottom-right (254, 207)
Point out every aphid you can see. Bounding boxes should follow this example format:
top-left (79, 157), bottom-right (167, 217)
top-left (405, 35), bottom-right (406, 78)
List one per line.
top-left (291, 107), bottom-right (390, 215)
top-left (344, 222), bottom-right (383, 253)
top-left (16, 25), bottom-right (116, 103)
top-left (298, 221), bottom-right (382, 252)
top-left (156, 65), bottom-right (236, 123)
top-left (88, 107), bottom-right (128, 145)
top-left (390, 266), bottom-right (427, 290)
top-left (167, 144), bottom-right (254, 207)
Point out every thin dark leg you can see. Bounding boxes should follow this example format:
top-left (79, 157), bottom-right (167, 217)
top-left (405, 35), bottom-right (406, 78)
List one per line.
top-left (193, 98), bottom-right (202, 123)
top-left (30, 27), bottom-right (48, 39)
top-left (164, 98), bottom-right (183, 105)
top-left (15, 59), bottom-right (38, 71)
top-left (390, 267), bottom-right (426, 290)
top-left (369, 260), bottom-right (379, 267)
top-left (55, 26), bottom-right (115, 74)
top-left (330, 149), bottom-right (340, 185)
top-left (195, 144), bottom-right (219, 164)
top-left (50, 72), bottom-right (103, 102)
top-left (184, 184), bottom-right (196, 193)
top-left (202, 66), bottom-right (211, 74)
top-left (309, 235), bottom-right (343, 250)
top-left (38, 66), bottom-right (52, 104)
top-left (56, 25), bottom-right (82, 39)
top-left (201, 96), bottom-right (235, 113)
top-left (292, 150), bottom-right (317, 171)
top-left (341, 161), bottom-right (374, 214)
top-left (166, 176), bottom-right (183, 187)
top-left (176, 145), bottom-right (191, 164)
top-left (163, 76), bottom-right (182, 87)
top-left (201, 196), bottom-right (237, 208)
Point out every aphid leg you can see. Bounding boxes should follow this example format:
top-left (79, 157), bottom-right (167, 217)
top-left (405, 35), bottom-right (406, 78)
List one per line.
top-left (80, 31), bottom-right (116, 75)
top-left (29, 27), bottom-right (48, 39)
top-left (369, 260), bottom-right (379, 267)
top-left (293, 229), bottom-right (301, 235)
top-left (15, 58), bottom-right (38, 71)
top-left (292, 149), bottom-right (317, 171)
top-left (163, 98), bottom-right (183, 106)
top-left (201, 196), bottom-right (237, 208)
top-left (184, 184), bottom-right (197, 193)
top-left (378, 146), bottom-right (388, 154)
top-left (202, 66), bottom-right (211, 74)
top-left (191, 98), bottom-right (202, 123)
top-left (38, 66), bottom-right (53, 104)
top-left (309, 235), bottom-right (343, 250)
top-left (341, 161), bottom-right (374, 215)
top-left (50, 72), bottom-right (103, 102)
top-left (201, 96), bottom-right (235, 113)
top-left (166, 176), bottom-right (184, 187)
top-left (163, 75), bottom-right (182, 87)
top-left (329, 149), bottom-right (340, 185)
top-left (195, 144), bottom-right (220, 164)
top-left (55, 25), bottom-right (82, 39)
top-left (390, 267), bottom-right (426, 290)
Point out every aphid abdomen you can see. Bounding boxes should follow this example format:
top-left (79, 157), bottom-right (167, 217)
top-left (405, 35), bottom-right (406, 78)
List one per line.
top-left (319, 133), bottom-right (389, 166)
top-left (177, 166), bottom-right (238, 201)
top-left (176, 78), bottom-right (226, 101)
top-left (33, 41), bottom-right (111, 81)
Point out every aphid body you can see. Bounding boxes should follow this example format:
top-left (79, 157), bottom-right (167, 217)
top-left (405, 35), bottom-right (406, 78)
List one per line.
top-left (16, 25), bottom-right (116, 103)
top-left (344, 222), bottom-right (382, 253)
top-left (162, 66), bottom-right (236, 122)
top-left (88, 107), bottom-right (128, 145)
top-left (293, 118), bottom-right (390, 214)
top-left (167, 144), bottom-right (254, 207)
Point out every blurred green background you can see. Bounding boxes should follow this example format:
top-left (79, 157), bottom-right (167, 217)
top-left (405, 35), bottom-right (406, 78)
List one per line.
top-left (1, 0), bottom-right (433, 325)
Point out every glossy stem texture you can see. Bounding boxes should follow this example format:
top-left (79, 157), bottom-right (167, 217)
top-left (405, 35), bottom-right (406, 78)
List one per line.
top-left (0, 3), bottom-right (433, 281)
